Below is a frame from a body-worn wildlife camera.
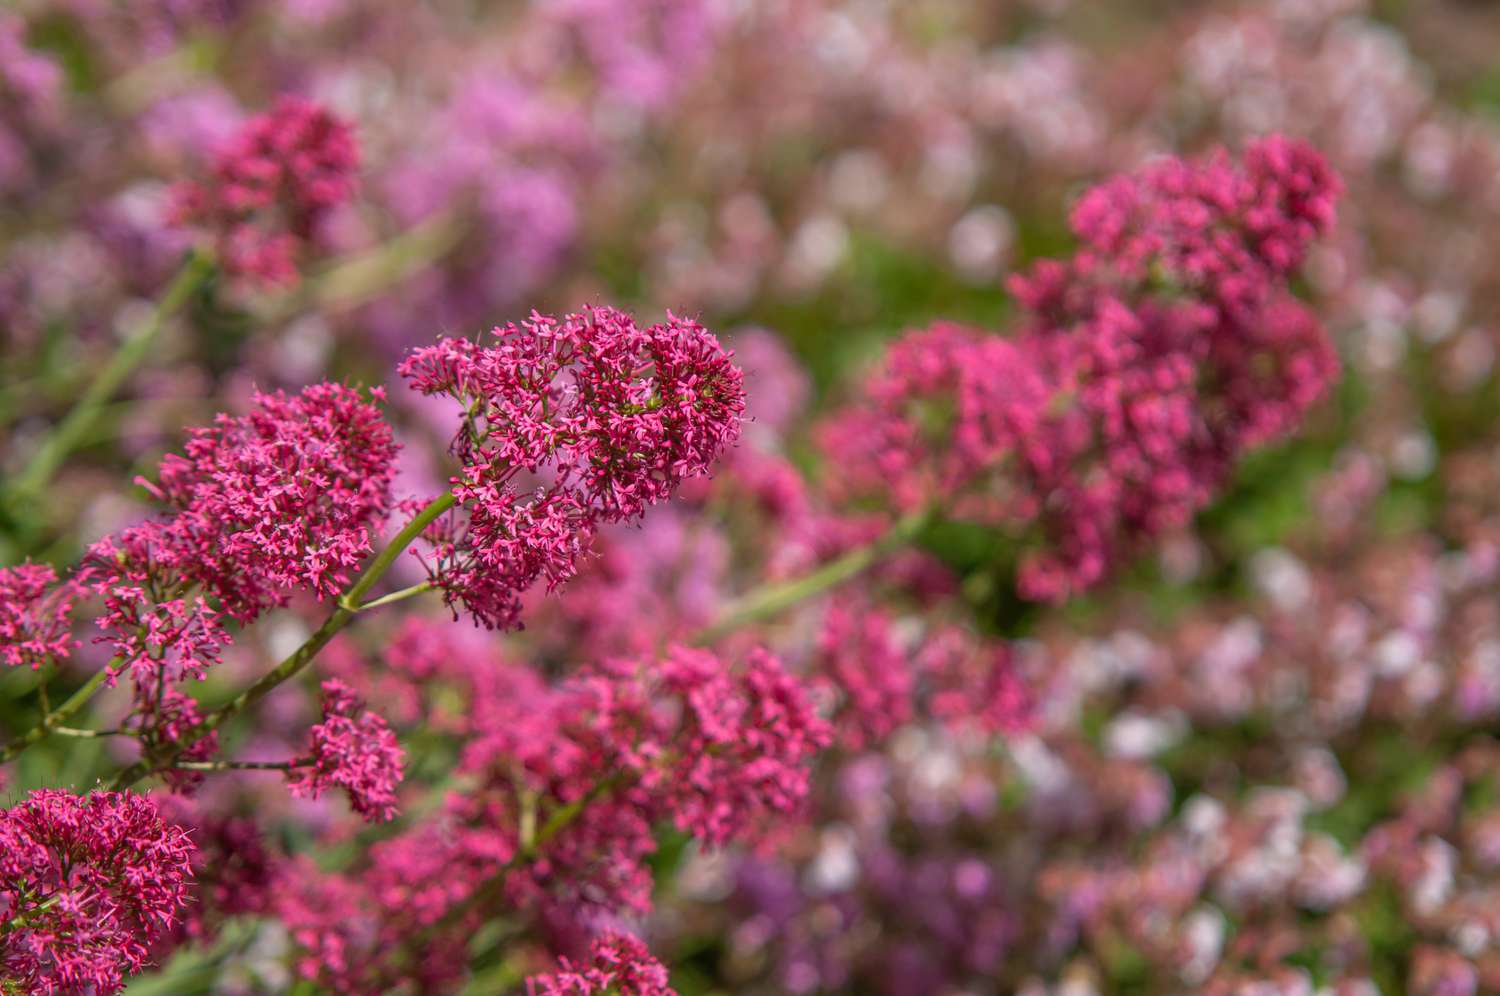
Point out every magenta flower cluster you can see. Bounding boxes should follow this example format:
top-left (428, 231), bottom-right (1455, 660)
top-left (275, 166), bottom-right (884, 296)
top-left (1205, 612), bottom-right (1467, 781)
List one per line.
top-left (266, 642), bottom-right (824, 993)
top-left (526, 931), bottom-right (676, 996)
top-left (822, 136), bottom-right (1341, 600)
top-left (400, 307), bottom-right (745, 629)
top-left (143, 382), bottom-right (400, 609)
top-left (0, 564), bottom-right (77, 671)
top-left (285, 678), bottom-right (405, 823)
top-left (84, 383), bottom-right (397, 688)
top-left (813, 600), bottom-right (1033, 750)
top-left (171, 96), bottom-right (358, 285)
top-left (0, 790), bottom-right (193, 996)
top-left (459, 644), bottom-right (830, 906)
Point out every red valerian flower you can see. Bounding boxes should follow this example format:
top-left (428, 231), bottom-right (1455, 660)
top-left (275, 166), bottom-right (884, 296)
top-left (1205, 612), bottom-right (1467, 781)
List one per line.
top-left (143, 382), bottom-right (399, 611)
top-left (0, 563), bottom-right (78, 671)
top-left (400, 307), bottom-right (745, 629)
top-left (0, 790), bottom-right (195, 995)
top-left (821, 136), bottom-right (1341, 601)
top-left (82, 383), bottom-right (396, 688)
top-left (171, 96), bottom-right (358, 285)
top-left (526, 932), bottom-right (676, 996)
top-left (272, 646), bottom-right (826, 991)
top-left (285, 679), bottom-right (406, 823)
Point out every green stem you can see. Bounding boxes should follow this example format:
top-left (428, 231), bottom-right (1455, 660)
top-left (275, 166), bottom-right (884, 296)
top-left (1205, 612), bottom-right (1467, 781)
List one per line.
top-left (0, 660), bottom-right (124, 764)
top-left (258, 212), bottom-right (467, 324)
top-left (110, 492), bottom-right (456, 790)
top-left (173, 759), bottom-right (302, 772)
top-left (353, 579), bottom-right (434, 612)
top-left (339, 494), bottom-right (456, 610)
top-left (692, 507), bottom-right (930, 645)
top-left (3, 893), bottom-right (60, 934)
top-left (8, 251), bottom-right (213, 501)
top-left (52, 726), bottom-right (133, 739)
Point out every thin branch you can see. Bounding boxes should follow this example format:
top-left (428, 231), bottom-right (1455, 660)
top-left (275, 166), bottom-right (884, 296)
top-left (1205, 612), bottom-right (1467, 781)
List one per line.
top-left (0, 659), bottom-right (125, 764)
top-left (692, 507), bottom-right (931, 645)
top-left (51, 726), bottom-right (134, 739)
top-left (6, 250), bottom-right (214, 503)
top-left (109, 491), bottom-right (457, 790)
top-left (354, 579), bottom-right (434, 612)
top-left (172, 759), bottom-right (304, 772)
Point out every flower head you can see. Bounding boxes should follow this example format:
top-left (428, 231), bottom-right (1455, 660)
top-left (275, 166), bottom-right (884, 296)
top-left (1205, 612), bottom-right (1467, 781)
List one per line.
top-left (172, 95), bottom-right (358, 285)
top-left (286, 679), bottom-right (405, 823)
top-left (143, 382), bottom-right (399, 611)
top-left (526, 932), bottom-right (676, 996)
top-left (0, 563), bottom-right (77, 671)
top-left (400, 307), bottom-right (745, 628)
top-left (80, 383), bottom-right (395, 689)
top-left (823, 137), bottom-right (1341, 601)
top-left (0, 790), bottom-right (195, 996)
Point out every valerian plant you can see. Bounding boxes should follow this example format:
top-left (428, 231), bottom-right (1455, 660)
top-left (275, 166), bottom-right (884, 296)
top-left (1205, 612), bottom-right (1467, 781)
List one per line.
top-left (0, 78), bottom-right (1344, 996)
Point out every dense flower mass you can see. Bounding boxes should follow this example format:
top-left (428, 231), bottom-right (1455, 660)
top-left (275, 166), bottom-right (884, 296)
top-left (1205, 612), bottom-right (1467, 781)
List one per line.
top-left (264, 643), bottom-right (826, 993)
top-left (400, 307), bottom-right (745, 628)
top-left (171, 96), bottom-right (358, 285)
top-left (821, 136), bottom-right (1341, 600)
top-left (285, 679), bottom-right (405, 823)
top-left (814, 599), bottom-right (914, 750)
top-left (5, 0), bottom-right (1458, 985)
top-left (526, 932), bottom-right (676, 996)
top-left (0, 790), bottom-right (194, 995)
top-left (80, 382), bottom-right (396, 687)
top-left (0, 563), bottom-right (76, 671)
top-left (142, 382), bottom-right (399, 608)
top-left (459, 644), bottom-right (830, 890)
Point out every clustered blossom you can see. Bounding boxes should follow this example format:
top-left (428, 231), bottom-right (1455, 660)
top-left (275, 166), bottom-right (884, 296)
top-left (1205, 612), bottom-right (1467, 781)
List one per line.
top-left (399, 307), bottom-right (745, 629)
top-left (526, 932), bottom-right (676, 996)
top-left (82, 383), bottom-right (396, 687)
top-left (152, 795), bottom-right (275, 948)
top-left (269, 645), bottom-right (826, 992)
top-left (811, 601), bottom-right (1033, 747)
top-left (819, 325), bottom-right (1051, 521)
top-left (0, 790), bottom-right (194, 995)
top-left (285, 678), bottom-right (405, 823)
top-left (126, 688), bottom-right (219, 794)
top-left (142, 383), bottom-right (399, 607)
top-left (459, 645), bottom-right (830, 909)
top-left (0, 563), bottom-right (77, 671)
top-left (822, 137), bottom-right (1342, 600)
top-left (171, 95), bottom-right (358, 285)
top-left (814, 600), bottom-right (914, 750)
top-left (917, 627), bottom-right (1035, 737)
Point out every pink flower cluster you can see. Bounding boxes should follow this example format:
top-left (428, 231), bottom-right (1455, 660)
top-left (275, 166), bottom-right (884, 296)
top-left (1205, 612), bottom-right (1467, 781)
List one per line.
top-left (143, 382), bottom-right (399, 608)
top-left (400, 308), bottom-right (745, 629)
top-left (172, 96), bottom-right (358, 285)
top-left (0, 563), bottom-right (77, 671)
top-left (822, 137), bottom-right (1342, 600)
top-left (813, 601), bottom-right (1034, 749)
top-left (814, 600), bottom-right (914, 750)
top-left (526, 931), bottom-right (676, 996)
top-left (152, 797), bottom-right (274, 947)
top-left (459, 645), bottom-right (829, 906)
top-left (919, 626), bottom-right (1035, 737)
top-left (285, 678), bottom-right (405, 823)
top-left (819, 325), bottom-right (1051, 522)
top-left (83, 383), bottom-right (396, 687)
top-left (271, 645), bottom-right (824, 992)
top-left (0, 790), bottom-right (194, 996)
